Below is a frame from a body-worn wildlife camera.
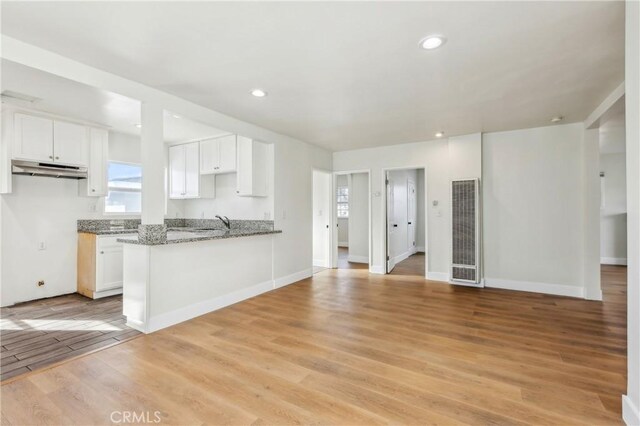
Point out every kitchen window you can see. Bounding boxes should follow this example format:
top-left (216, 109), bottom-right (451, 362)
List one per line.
top-left (337, 186), bottom-right (349, 218)
top-left (104, 162), bottom-right (142, 214)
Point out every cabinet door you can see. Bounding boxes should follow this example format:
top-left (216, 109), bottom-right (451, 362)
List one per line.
top-left (199, 138), bottom-right (218, 174)
top-left (169, 144), bottom-right (186, 198)
top-left (184, 142), bottom-right (200, 197)
top-left (236, 136), bottom-right (252, 196)
top-left (87, 128), bottom-right (108, 196)
top-left (96, 244), bottom-right (124, 291)
top-left (13, 113), bottom-right (54, 162)
top-left (217, 134), bottom-right (237, 173)
top-left (53, 121), bottom-right (88, 165)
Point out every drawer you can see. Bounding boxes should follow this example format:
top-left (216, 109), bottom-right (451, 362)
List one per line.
top-left (97, 234), bottom-right (135, 250)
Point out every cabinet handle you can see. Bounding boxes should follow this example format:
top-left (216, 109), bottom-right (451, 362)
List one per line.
top-left (55, 156), bottom-right (59, 160)
top-left (100, 251), bottom-right (104, 254)
top-left (49, 156), bottom-right (53, 159)
top-left (91, 189), bottom-right (96, 192)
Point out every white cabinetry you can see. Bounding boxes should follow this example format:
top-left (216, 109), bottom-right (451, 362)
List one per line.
top-left (237, 136), bottom-right (269, 197)
top-left (200, 134), bottom-right (237, 174)
top-left (79, 128), bottom-right (108, 196)
top-left (169, 142), bottom-right (214, 199)
top-left (53, 121), bottom-right (88, 165)
top-left (13, 113), bottom-right (88, 166)
top-left (78, 233), bottom-right (135, 299)
top-left (13, 113), bottom-right (54, 162)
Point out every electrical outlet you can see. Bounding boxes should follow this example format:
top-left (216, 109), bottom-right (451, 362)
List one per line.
top-left (89, 203), bottom-right (97, 213)
top-left (37, 280), bottom-right (45, 287)
top-left (38, 241), bottom-right (46, 250)
top-left (263, 212), bottom-right (271, 220)
top-left (282, 210), bottom-right (287, 220)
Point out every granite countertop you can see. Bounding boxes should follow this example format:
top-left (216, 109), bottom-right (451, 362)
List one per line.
top-left (79, 229), bottom-right (139, 235)
top-left (117, 228), bottom-right (282, 245)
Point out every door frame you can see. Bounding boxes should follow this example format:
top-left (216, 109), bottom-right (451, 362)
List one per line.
top-left (312, 168), bottom-right (334, 269)
top-left (332, 169), bottom-right (372, 271)
top-left (382, 166), bottom-right (428, 277)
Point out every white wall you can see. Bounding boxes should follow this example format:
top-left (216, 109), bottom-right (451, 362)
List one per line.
top-left (483, 123), bottom-right (586, 297)
top-left (600, 153), bottom-right (627, 262)
top-left (334, 133), bottom-right (481, 278)
top-left (336, 175), bottom-right (349, 246)
top-left (348, 172), bottom-right (369, 262)
top-left (0, 131), bottom-right (141, 306)
top-left (624, 1), bottom-right (640, 424)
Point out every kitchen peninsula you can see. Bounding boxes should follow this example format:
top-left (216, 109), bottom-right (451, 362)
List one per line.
top-left (117, 219), bottom-right (281, 333)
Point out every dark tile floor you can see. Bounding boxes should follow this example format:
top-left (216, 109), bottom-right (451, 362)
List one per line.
top-left (0, 293), bottom-right (139, 381)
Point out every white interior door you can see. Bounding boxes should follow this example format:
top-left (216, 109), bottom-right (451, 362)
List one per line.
top-left (408, 179), bottom-right (417, 252)
top-left (386, 172), bottom-right (396, 273)
top-left (313, 170), bottom-right (332, 268)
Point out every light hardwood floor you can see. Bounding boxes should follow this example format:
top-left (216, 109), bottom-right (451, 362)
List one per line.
top-left (0, 265), bottom-right (626, 425)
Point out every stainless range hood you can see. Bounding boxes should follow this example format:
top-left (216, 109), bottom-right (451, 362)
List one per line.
top-left (11, 159), bottom-right (88, 180)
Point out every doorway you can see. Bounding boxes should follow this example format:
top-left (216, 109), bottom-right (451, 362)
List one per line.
top-left (333, 171), bottom-right (371, 270)
top-left (384, 168), bottom-right (427, 277)
top-left (312, 170), bottom-right (332, 273)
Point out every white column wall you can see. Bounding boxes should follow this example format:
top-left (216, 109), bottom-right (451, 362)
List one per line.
top-left (140, 103), bottom-right (165, 225)
top-left (624, 0), bottom-right (640, 423)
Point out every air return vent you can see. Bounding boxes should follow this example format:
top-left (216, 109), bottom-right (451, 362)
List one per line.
top-left (451, 178), bottom-right (482, 286)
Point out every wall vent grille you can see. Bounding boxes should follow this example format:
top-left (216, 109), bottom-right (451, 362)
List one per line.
top-left (451, 179), bottom-right (481, 285)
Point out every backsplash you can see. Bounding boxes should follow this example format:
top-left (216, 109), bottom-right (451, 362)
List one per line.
top-left (77, 218), bottom-right (274, 232)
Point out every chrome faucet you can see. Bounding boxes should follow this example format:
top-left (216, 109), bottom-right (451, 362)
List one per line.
top-left (215, 215), bottom-right (231, 230)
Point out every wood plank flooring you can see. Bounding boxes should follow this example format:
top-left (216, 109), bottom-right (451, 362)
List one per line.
top-left (0, 266), bottom-right (626, 425)
top-left (0, 294), bottom-right (140, 381)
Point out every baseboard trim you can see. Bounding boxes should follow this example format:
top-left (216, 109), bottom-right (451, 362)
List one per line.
top-left (313, 259), bottom-right (329, 268)
top-left (623, 395), bottom-right (640, 426)
top-left (484, 277), bottom-right (584, 298)
top-left (274, 268), bottom-right (313, 289)
top-left (427, 272), bottom-right (450, 282)
top-left (601, 257), bottom-right (628, 265)
top-left (147, 280), bottom-right (274, 333)
top-left (416, 246), bottom-right (425, 252)
top-left (584, 287), bottom-right (603, 301)
top-left (338, 242), bottom-right (349, 247)
top-left (370, 265), bottom-right (385, 274)
top-left (393, 251), bottom-right (412, 265)
top-left (347, 255), bottom-right (369, 264)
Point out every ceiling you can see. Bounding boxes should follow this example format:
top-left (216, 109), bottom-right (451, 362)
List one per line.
top-left (599, 96), bottom-right (626, 155)
top-left (1, 60), bottom-right (229, 143)
top-left (1, 1), bottom-right (624, 151)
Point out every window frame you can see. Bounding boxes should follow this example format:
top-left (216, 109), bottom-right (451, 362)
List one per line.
top-left (336, 185), bottom-right (349, 218)
top-left (103, 160), bottom-right (143, 216)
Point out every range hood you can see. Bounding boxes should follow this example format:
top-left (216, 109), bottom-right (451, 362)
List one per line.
top-left (11, 159), bottom-right (88, 180)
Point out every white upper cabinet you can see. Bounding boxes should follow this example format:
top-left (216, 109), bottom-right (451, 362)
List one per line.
top-left (169, 142), bottom-right (214, 199)
top-left (53, 121), bottom-right (88, 166)
top-left (13, 113), bottom-right (54, 162)
top-left (13, 113), bottom-right (88, 166)
top-left (169, 144), bottom-right (187, 198)
top-left (200, 134), bottom-right (237, 174)
top-left (79, 128), bottom-right (108, 197)
top-left (184, 142), bottom-right (200, 197)
top-left (237, 136), bottom-right (268, 197)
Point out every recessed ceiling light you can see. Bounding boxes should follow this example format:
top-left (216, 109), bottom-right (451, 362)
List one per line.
top-left (134, 123), bottom-right (142, 128)
top-left (420, 35), bottom-right (446, 50)
top-left (435, 131), bottom-right (445, 138)
top-left (550, 116), bottom-right (564, 123)
top-left (251, 89), bottom-right (267, 98)
top-left (172, 114), bottom-right (181, 119)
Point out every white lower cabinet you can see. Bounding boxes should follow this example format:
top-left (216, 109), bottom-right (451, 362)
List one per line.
top-left (77, 233), bottom-right (135, 299)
